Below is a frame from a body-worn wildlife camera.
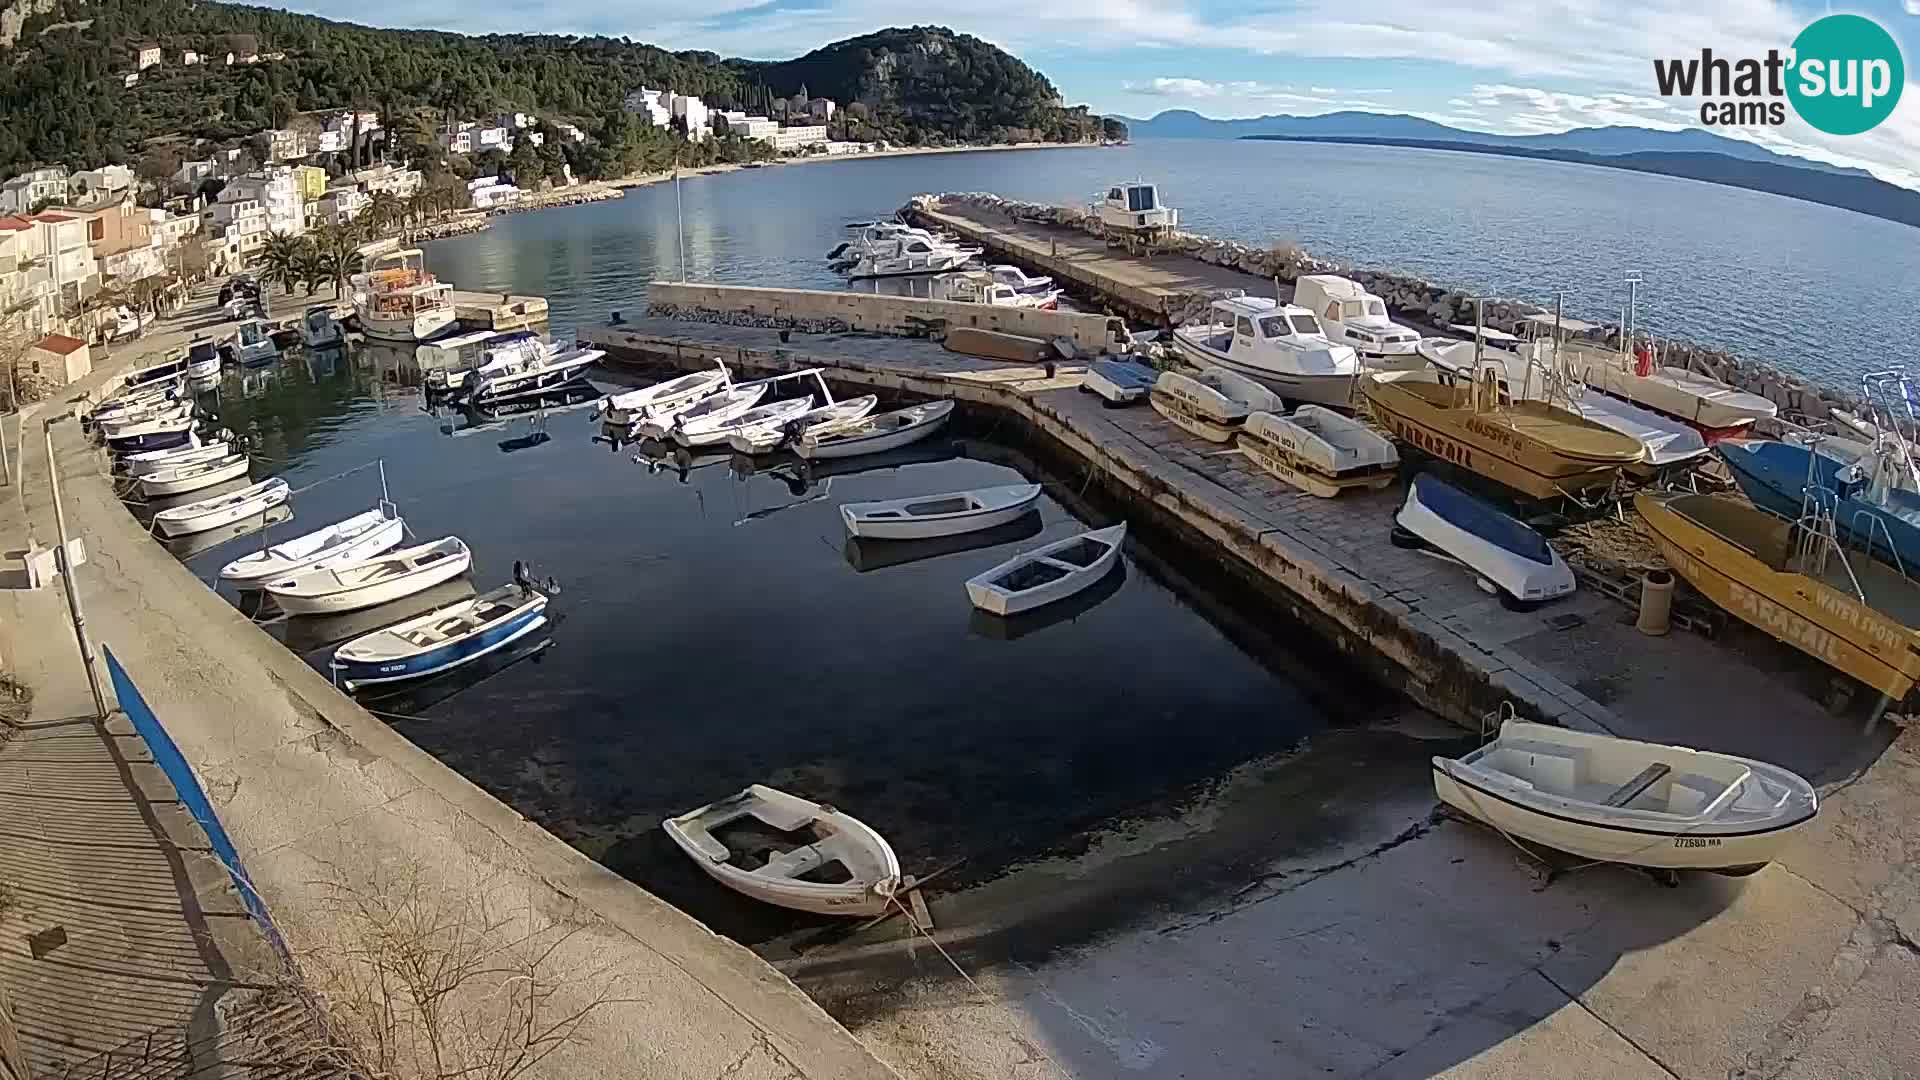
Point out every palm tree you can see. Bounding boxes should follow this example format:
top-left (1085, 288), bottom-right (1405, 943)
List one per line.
top-left (404, 190), bottom-right (432, 230)
top-left (365, 190), bottom-right (403, 238)
top-left (310, 224), bottom-right (364, 298)
top-left (259, 232), bottom-right (308, 296)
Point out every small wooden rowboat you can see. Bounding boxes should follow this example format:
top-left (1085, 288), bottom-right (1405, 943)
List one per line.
top-left (264, 537), bottom-right (472, 615)
top-left (663, 784), bottom-right (902, 917)
top-left (727, 395), bottom-right (879, 454)
top-left (1150, 368), bottom-right (1281, 443)
top-left (1238, 406), bottom-right (1398, 497)
top-left (601, 362), bottom-right (729, 427)
top-left (219, 507), bottom-right (407, 585)
top-left (152, 478), bottom-right (289, 537)
top-left (119, 440), bottom-right (232, 477)
top-left (331, 583), bottom-right (548, 691)
top-left (675, 395), bottom-right (814, 448)
top-left (1434, 719), bottom-right (1816, 875)
top-left (965, 523), bottom-right (1127, 616)
top-left (137, 453), bottom-right (250, 499)
top-left (635, 383), bottom-right (766, 441)
top-left (796, 400), bottom-right (954, 461)
top-left (842, 483), bottom-right (1042, 540)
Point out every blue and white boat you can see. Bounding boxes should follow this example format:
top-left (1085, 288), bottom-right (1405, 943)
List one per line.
top-left (330, 583), bottom-right (549, 691)
top-left (1718, 438), bottom-right (1920, 572)
top-left (106, 416), bottom-right (197, 454)
top-left (1082, 359), bottom-right (1157, 405)
top-left (1393, 473), bottom-right (1575, 609)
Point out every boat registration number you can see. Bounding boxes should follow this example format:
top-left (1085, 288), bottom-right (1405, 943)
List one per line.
top-left (1674, 837), bottom-right (1722, 848)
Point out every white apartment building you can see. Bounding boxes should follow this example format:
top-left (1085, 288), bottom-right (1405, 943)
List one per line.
top-left (149, 209), bottom-right (201, 249)
top-left (0, 226), bottom-right (56, 337)
top-left (71, 165), bottom-right (134, 199)
top-left (719, 113), bottom-right (779, 143)
top-left (313, 188), bottom-right (369, 226)
top-left (134, 43), bottom-right (161, 69)
top-left (1, 167), bottom-right (70, 215)
top-left (207, 199), bottom-right (269, 259)
top-left (773, 125), bottom-right (829, 153)
top-left (4, 212), bottom-right (101, 313)
top-left (351, 165), bottom-right (423, 199)
top-left (624, 88), bottom-right (672, 128)
top-left (219, 168), bottom-right (303, 237)
top-left (475, 126), bottom-right (511, 151)
top-left (265, 129), bottom-right (308, 162)
top-left (436, 125), bottom-right (473, 154)
top-left (467, 175), bottom-right (520, 210)
top-left (671, 94), bottom-right (711, 141)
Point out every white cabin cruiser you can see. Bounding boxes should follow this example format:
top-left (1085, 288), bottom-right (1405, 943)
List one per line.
top-left (354, 248), bottom-right (458, 343)
top-left (467, 337), bottom-right (604, 407)
top-left (934, 271), bottom-right (1061, 310)
top-left (1172, 296), bottom-right (1363, 407)
top-left (419, 330), bottom-right (503, 391)
top-left (1096, 182), bottom-right (1178, 232)
top-left (230, 318), bottom-right (280, 366)
top-left (833, 235), bottom-right (974, 280)
top-left (989, 264), bottom-right (1057, 296)
top-left (1292, 275), bottom-right (1423, 365)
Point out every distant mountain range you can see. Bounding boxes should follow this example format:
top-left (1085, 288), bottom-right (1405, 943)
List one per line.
top-left (1108, 110), bottom-right (1920, 229)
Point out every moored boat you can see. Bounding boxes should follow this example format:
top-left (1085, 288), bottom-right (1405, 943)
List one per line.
top-left (601, 362), bottom-right (731, 428)
top-left (795, 400), bottom-right (954, 460)
top-left (106, 416), bottom-right (198, 455)
top-left (230, 318), bottom-right (280, 366)
top-left (467, 341), bottom-right (603, 407)
top-left (1150, 367), bottom-right (1281, 443)
top-left (1082, 358), bottom-right (1157, 405)
top-left (1238, 406), bottom-right (1398, 497)
top-left (97, 401), bottom-right (192, 439)
top-left (1394, 473), bottom-right (1575, 608)
top-left (637, 383), bottom-right (768, 441)
top-left (185, 337), bottom-right (221, 379)
top-left (152, 478), bottom-right (290, 537)
top-left (263, 537), bottom-right (472, 615)
top-left (842, 483), bottom-right (1042, 540)
top-left (674, 395), bottom-right (814, 448)
top-left (331, 583), bottom-right (547, 691)
top-left (965, 523), bottom-right (1127, 616)
top-left (662, 784), bottom-right (901, 916)
top-left (122, 353), bottom-right (191, 392)
top-left (136, 453), bottom-right (250, 499)
top-left (219, 507), bottom-right (406, 585)
top-left (301, 305), bottom-right (345, 349)
top-left (727, 394), bottom-right (878, 455)
top-left (1434, 719), bottom-right (1817, 875)
top-left (1171, 296), bottom-right (1364, 407)
top-left (119, 439), bottom-right (232, 477)
top-left (354, 248), bottom-right (458, 343)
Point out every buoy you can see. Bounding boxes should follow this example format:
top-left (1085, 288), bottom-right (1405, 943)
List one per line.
top-left (1637, 568), bottom-right (1674, 636)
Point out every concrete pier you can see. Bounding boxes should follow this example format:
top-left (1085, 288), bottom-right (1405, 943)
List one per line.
top-left (451, 288), bottom-right (549, 331)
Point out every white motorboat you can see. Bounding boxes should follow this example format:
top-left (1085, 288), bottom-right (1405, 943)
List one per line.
top-left (230, 318), bottom-right (280, 366)
top-left (354, 248), bottom-right (458, 343)
top-left (1172, 296), bottom-right (1363, 407)
top-left (832, 234), bottom-right (974, 279)
top-left (989, 264), bottom-right (1057, 296)
top-left (796, 400), bottom-right (955, 460)
top-left (1096, 182), bottom-right (1178, 232)
top-left (1392, 473), bottom-right (1574, 609)
top-left (301, 305), bottom-right (345, 349)
top-left (219, 507), bottom-right (407, 585)
top-left (97, 401), bottom-right (192, 439)
top-left (602, 363), bottom-right (731, 427)
top-left (137, 454), bottom-right (250, 499)
top-left (662, 784), bottom-right (902, 917)
top-left (1434, 719), bottom-right (1817, 875)
top-left (122, 354), bottom-right (191, 391)
top-left (419, 330), bottom-right (506, 391)
top-left (120, 440), bottom-right (233, 477)
top-left (934, 271), bottom-right (1060, 310)
top-left (468, 339), bottom-right (603, 407)
top-left (1292, 275), bottom-right (1423, 364)
top-left (331, 583), bottom-right (548, 691)
top-left (152, 478), bottom-right (290, 538)
top-left (636, 383), bottom-right (768, 441)
top-left (92, 382), bottom-right (180, 422)
top-left (185, 338), bottom-right (221, 379)
top-left (264, 537), bottom-right (472, 616)
top-left (1150, 367), bottom-right (1282, 443)
top-left (674, 395), bottom-right (814, 448)
top-left (1238, 407), bottom-right (1399, 497)
top-left (966, 523), bottom-right (1126, 616)
top-left (1083, 359), bottom-right (1157, 405)
top-left (727, 395), bottom-right (879, 454)
top-left (842, 483), bottom-right (1042, 540)
top-left (1531, 330), bottom-right (1777, 434)
top-left (107, 416), bottom-right (198, 455)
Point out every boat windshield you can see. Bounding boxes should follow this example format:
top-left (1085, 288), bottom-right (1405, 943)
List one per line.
top-left (1416, 475), bottom-right (1555, 566)
top-left (238, 323), bottom-right (265, 345)
top-left (1125, 185), bottom-right (1157, 211)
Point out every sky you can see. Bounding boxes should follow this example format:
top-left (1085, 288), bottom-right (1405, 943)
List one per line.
top-left (286, 0), bottom-right (1920, 188)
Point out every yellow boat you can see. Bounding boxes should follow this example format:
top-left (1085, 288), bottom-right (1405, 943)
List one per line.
top-left (1364, 368), bottom-right (1644, 500)
top-left (1635, 491), bottom-right (1920, 702)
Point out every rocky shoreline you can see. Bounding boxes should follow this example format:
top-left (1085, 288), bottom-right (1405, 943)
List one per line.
top-left (910, 191), bottom-right (1857, 428)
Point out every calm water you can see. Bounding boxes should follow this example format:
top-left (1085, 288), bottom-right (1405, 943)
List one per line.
top-left (424, 140), bottom-right (1918, 388)
top-left (174, 355), bottom-right (1359, 938)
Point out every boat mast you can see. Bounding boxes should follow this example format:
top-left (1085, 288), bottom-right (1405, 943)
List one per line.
top-left (675, 153), bottom-right (688, 282)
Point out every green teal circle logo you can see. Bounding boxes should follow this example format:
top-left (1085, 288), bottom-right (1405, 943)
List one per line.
top-left (1787, 15), bottom-right (1904, 136)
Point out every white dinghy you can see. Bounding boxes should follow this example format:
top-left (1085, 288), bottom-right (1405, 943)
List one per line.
top-left (635, 383), bottom-right (767, 441)
top-left (152, 478), bottom-right (290, 538)
top-left (137, 454), bottom-right (251, 499)
top-left (1238, 406), bottom-right (1399, 497)
top-left (602, 362), bottom-right (730, 427)
top-left (842, 484), bottom-right (1042, 541)
top-left (1434, 719), bottom-right (1817, 875)
top-left (263, 537), bottom-right (472, 615)
top-left (663, 784), bottom-right (902, 917)
top-left (98, 402), bottom-right (193, 440)
top-left (728, 395), bottom-right (879, 454)
top-left (966, 523), bottom-right (1127, 616)
top-left (675, 395), bottom-right (814, 448)
top-left (796, 400), bottom-right (954, 460)
top-left (1150, 367), bottom-right (1281, 443)
top-left (1393, 473), bottom-right (1574, 609)
top-left (219, 507), bottom-right (407, 585)
top-left (119, 440), bottom-right (232, 478)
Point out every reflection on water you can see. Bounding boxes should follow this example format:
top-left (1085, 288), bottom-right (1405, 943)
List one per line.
top-left (967, 560), bottom-right (1126, 642)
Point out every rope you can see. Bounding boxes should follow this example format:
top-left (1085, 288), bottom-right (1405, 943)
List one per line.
top-left (288, 458), bottom-right (385, 497)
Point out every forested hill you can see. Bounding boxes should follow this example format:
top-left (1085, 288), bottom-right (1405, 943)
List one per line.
top-left (0, 3), bottom-right (1108, 176)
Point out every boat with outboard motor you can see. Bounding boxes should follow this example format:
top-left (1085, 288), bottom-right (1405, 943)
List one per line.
top-left (1172, 296), bottom-right (1364, 407)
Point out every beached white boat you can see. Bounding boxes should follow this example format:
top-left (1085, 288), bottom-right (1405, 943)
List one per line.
top-left (1393, 473), bottom-right (1574, 608)
top-left (1238, 407), bottom-right (1398, 497)
top-left (727, 395), bottom-right (879, 454)
top-left (795, 400), bottom-right (955, 460)
top-left (331, 583), bottom-right (548, 691)
top-left (1150, 367), bottom-right (1282, 443)
top-left (263, 537), bottom-right (472, 615)
top-left (674, 395), bottom-right (814, 448)
top-left (1172, 296), bottom-right (1363, 407)
top-left (1434, 719), bottom-right (1817, 875)
top-left (120, 440), bottom-right (233, 477)
top-left (1292, 275), bottom-right (1423, 364)
top-left (636, 383), bottom-right (768, 441)
top-left (137, 454), bottom-right (250, 499)
top-left (602, 363), bottom-right (731, 427)
top-left (842, 484), bottom-right (1042, 541)
top-left (966, 523), bottom-right (1127, 616)
top-left (219, 507), bottom-right (407, 585)
top-left (662, 784), bottom-right (902, 917)
top-left (1083, 359), bottom-right (1157, 405)
top-left (152, 478), bottom-right (290, 538)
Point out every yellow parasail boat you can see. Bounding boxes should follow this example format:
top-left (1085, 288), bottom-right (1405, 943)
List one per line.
top-left (1363, 366), bottom-right (1645, 500)
top-left (1635, 491), bottom-right (1920, 703)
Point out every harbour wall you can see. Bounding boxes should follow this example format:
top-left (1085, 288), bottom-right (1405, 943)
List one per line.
top-left (641, 280), bottom-right (1133, 356)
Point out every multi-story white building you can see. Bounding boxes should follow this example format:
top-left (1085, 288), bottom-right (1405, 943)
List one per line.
top-left (718, 113), bottom-right (779, 143)
top-left (671, 94), bottom-right (711, 142)
top-left (0, 223), bottom-right (56, 337)
top-left (773, 125), bottom-right (829, 153)
top-left (149, 209), bottom-right (201, 250)
top-left (72, 165), bottom-right (135, 200)
top-left (219, 168), bottom-right (304, 237)
top-left (313, 188), bottom-right (369, 226)
top-left (624, 89), bottom-right (672, 128)
top-left (557, 122), bottom-right (587, 144)
top-left (1, 167), bottom-right (70, 215)
top-left (207, 199), bottom-right (269, 260)
top-left (351, 165), bottom-right (423, 199)
top-left (0, 212), bottom-right (101, 314)
top-left (265, 129), bottom-right (308, 162)
top-left (134, 43), bottom-right (162, 70)
top-left (181, 50), bottom-right (200, 65)
top-left (475, 126), bottom-right (511, 152)
top-left (466, 175), bottom-right (520, 210)
top-left (500, 112), bottom-right (534, 130)
top-left (436, 124), bottom-right (474, 154)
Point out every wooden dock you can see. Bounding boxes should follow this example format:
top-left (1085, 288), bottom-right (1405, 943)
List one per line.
top-left (581, 316), bottom-right (1866, 766)
top-left (450, 289), bottom-right (549, 332)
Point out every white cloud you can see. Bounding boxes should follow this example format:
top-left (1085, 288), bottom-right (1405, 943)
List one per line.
top-left (1120, 77), bottom-right (1343, 107)
top-left (1906, 0), bottom-right (1920, 14)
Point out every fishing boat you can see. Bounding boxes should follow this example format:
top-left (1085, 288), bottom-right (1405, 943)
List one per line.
top-left (674, 395), bottom-right (814, 448)
top-left (842, 484), bottom-right (1042, 540)
top-left (1082, 359), bottom-right (1157, 405)
top-left (966, 523), bottom-right (1127, 616)
top-left (796, 400), bottom-right (954, 461)
top-left (467, 338), bottom-right (603, 407)
top-left (601, 363), bottom-right (731, 428)
top-left (1717, 438), bottom-right (1920, 573)
top-left (230, 318), bottom-right (280, 366)
top-left (185, 337), bottom-right (222, 379)
top-left (136, 454), bottom-right (250, 499)
top-left (1238, 407), bottom-right (1399, 497)
top-left (354, 248), bottom-right (458, 342)
top-left (1394, 473), bottom-right (1575, 608)
top-left (264, 537), bottom-right (473, 616)
top-left (1636, 490), bottom-right (1920, 702)
top-left (1292, 275), bottom-right (1423, 365)
top-left (1433, 719), bottom-right (1817, 875)
top-left (662, 784), bottom-right (902, 917)
top-left (122, 353), bottom-right (191, 392)
top-left (106, 416), bottom-right (198, 455)
top-left (727, 395), bottom-right (878, 454)
top-left (933, 271), bottom-right (1061, 310)
top-left (636, 383), bottom-right (768, 441)
top-left (301, 305), bottom-right (345, 349)
top-left (151, 478), bottom-right (290, 538)
top-left (1363, 368), bottom-right (1644, 500)
top-left (1150, 367), bottom-right (1282, 443)
top-left (119, 439), bottom-right (233, 477)
top-left (219, 507), bottom-right (407, 585)
top-left (1172, 296), bottom-right (1364, 407)
top-left (331, 583), bottom-right (548, 691)
top-left (1515, 316), bottom-right (1777, 436)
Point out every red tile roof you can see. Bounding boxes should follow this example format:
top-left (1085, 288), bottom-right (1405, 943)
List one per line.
top-left (33, 334), bottom-right (87, 355)
top-left (28, 212), bottom-right (74, 223)
top-left (0, 218), bottom-right (30, 232)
